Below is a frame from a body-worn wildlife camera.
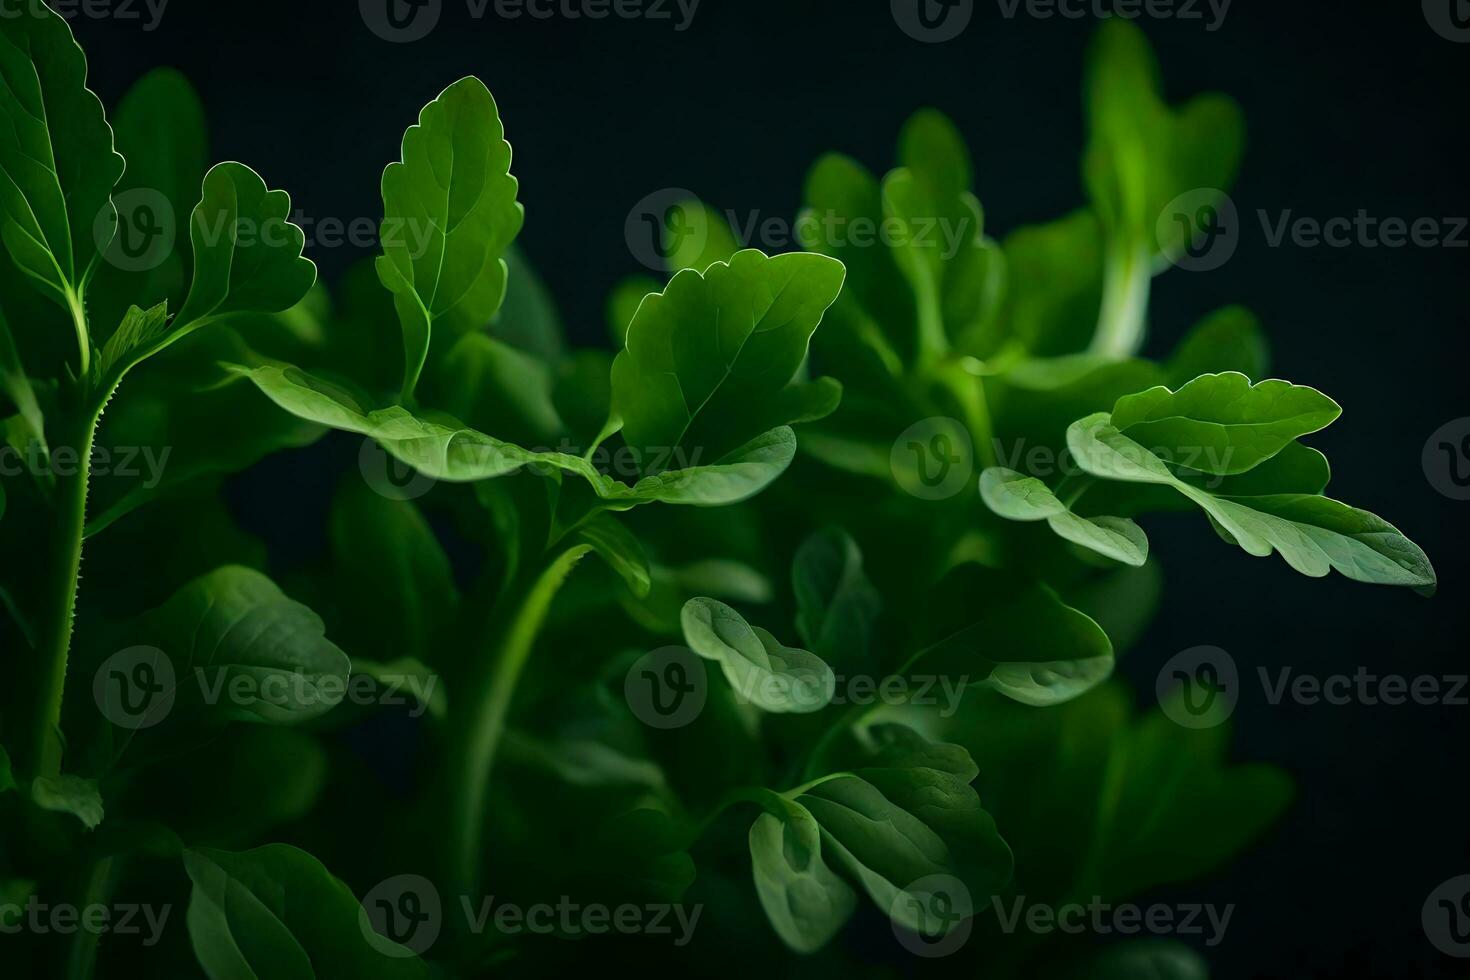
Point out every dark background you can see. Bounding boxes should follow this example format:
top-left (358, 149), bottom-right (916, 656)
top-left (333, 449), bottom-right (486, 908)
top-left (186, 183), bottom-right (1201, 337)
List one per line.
top-left (70, 1), bottom-right (1468, 975)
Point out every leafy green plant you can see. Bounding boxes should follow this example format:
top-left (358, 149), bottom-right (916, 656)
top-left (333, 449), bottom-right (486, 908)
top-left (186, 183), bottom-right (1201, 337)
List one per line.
top-left (0, 8), bottom-right (1433, 979)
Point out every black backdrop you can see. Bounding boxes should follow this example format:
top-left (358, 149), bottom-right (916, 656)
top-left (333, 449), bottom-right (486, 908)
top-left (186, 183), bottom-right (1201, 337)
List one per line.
top-left (69, 1), bottom-right (1469, 975)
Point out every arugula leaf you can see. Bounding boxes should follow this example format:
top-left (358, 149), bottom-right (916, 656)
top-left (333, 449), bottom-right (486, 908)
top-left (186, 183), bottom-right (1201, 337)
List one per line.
top-left (0, 4), bottom-right (124, 330)
top-left (748, 725), bottom-right (1012, 953)
top-left (981, 466), bottom-right (1149, 566)
top-left (791, 528), bottom-right (880, 672)
top-left (610, 249), bottom-right (845, 472)
top-left (171, 162), bottom-right (317, 336)
top-left (183, 844), bottom-right (428, 979)
top-left (128, 566), bottom-right (353, 725)
top-left (915, 564), bottom-right (1115, 706)
top-left (1110, 371), bottom-right (1341, 475)
top-left (377, 76), bottom-right (523, 399)
top-left (328, 479), bottom-right (458, 666)
top-left (681, 597), bottom-right (835, 713)
top-left (231, 361), bottom-right (798, 505)
top-left (1069, 412), bottom-right (1436, 589)
top-left (30, 774), bottom-right (104, 829)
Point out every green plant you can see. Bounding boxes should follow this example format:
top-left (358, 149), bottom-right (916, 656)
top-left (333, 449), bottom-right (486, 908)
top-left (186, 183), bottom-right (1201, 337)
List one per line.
top-left (0, 7), bottom-right (1432, 979)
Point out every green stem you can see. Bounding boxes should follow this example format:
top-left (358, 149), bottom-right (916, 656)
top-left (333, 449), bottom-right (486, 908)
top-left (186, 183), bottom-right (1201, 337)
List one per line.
top-left (29, 409), bottom-right (99, 779)
top-left (1089, 240), bottom-right (1152, 360)
top-left (65, 289), bottom-right (90, 381)
top-left (447, 543), bottom-right (594, 901)
top-left (932, 359), bottom-right (997, 470)
top-left (65, 856), bottom-right (117, 980)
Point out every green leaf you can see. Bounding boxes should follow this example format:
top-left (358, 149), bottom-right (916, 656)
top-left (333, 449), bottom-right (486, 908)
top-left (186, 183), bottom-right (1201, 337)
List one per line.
top-left (432, 331), bottom-right (561, 445)
top-left (748, 800), bottom-right (857, 954)
top-left (791, 528), bottom-right (880, 671)
top-left (1167, 306), bottom-right (1269, 385)
top-left (915, 564), bottom-right (1115, 706)
top-left (681, 597), bottom-right (834, 713)
top-left (131, 566), bottom-right (353, 725)
top-left (577, 513), bottom-right (652, 598)
top-left (231, 361), bottom-right (797, 505)
top-left (183, 845), bottom-right (429, 980)
top-left (610, 249), bottom-right (845, 473)
top-left (494, 243), bottom-right (564, 362)
top-left (607, 275), bottom-right (660, 348)
top-left (89, 67), bottom-right (208, 332)
top-left (96, 301), bottom-right (170, 383)
top-left (999, 209), bottom-right (1104, 357)
top-left (376, 76), bottom-right (523, 399)
top-left (794, 725), bottom-right (1013, 938)
top-left (31, 774), bottom-right (104, 829)
top-left (172, 162), bottom-right (317, 338)
top-left (981, 466), bottom-right (1149, 566)
top-left (0, 303), bottom-right (44, 451)
top-left (1110, 372), bottom-right (1341, 476)
top-left (1069, 413), bottom-right (1436, 589)
top-left (328, 480), bottom-right (458, 666)
top-left (0, 5), bottom-right (124, 310)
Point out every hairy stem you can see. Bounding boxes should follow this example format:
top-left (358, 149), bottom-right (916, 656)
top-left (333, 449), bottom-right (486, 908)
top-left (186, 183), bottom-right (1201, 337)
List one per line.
top-left (447, 543), bottom-right (594, 902)
top-left (29, 409), bottom-right (99, 779)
